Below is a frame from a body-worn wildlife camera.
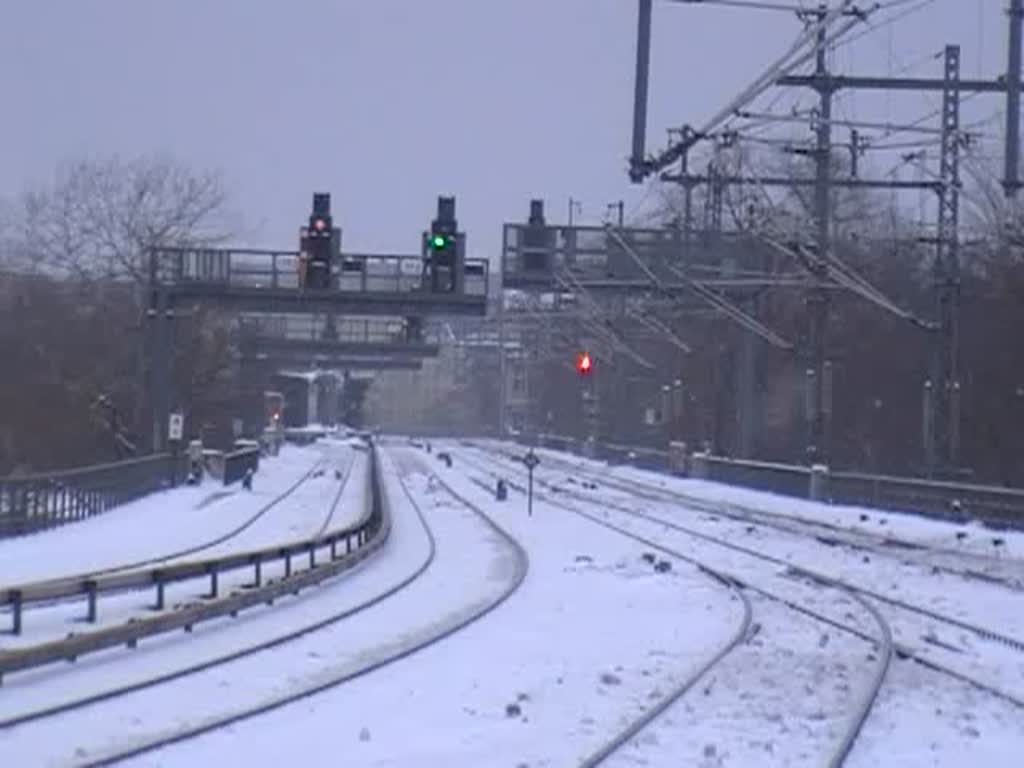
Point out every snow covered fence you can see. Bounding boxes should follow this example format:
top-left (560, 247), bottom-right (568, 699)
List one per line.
top-left (0, 453), bottom-right (189, 539)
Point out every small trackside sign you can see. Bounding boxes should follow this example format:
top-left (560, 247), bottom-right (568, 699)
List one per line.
top-left (168, 412), bottom-right (184, 441)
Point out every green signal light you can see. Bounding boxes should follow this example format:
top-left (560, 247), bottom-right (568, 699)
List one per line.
top-left (432, 235), bottom-right (448, 249)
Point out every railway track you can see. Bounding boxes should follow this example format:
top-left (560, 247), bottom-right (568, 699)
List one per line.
top-left (0, 448), bottom-right (359, 647)
top-left (462, 444), bottom-right (1024, 707)
top-left (0, 446), bottom-right (527, 767)
top-left (466, 444), bottom-right (1024, 652)
top-left (455, 446), bottom-right (893, 766)
top-left (0, 449), bottom-right (371, 679)
top-left (0, 449), bottom-right (386, 728)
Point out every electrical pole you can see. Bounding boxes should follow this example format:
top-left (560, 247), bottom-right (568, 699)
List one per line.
top-left (1005, 0), bottom-right (1023, 196)
top-left (807, 4), bottom-right (833, 466)
top-left (929, 44), bottom-right (963, 477)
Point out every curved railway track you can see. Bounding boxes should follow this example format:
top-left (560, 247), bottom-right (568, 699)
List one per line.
top-left (455, 446), bottom-right (893, 766)
top-left (1, 447), bottom-right (529, 767)
top-left (0, 450), bottom-right (367, 726)
top-left (462, 444), bottom-right (1024, 709)
top-left (466, 443), bottom-right (1024, 654)
top-left (71, 448), bottom-right (527, 767)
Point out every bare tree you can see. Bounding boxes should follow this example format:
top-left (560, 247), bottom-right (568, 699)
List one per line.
top-left (18, 154), bottom-right (229, 282)
top-left (2, 155), bottom-right (241, 470)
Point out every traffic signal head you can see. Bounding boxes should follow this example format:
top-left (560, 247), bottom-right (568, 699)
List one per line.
top-left (576, 352), bottom-right (593, 375)
top-left (313, 193), bottom-right (331, 217)
top-left (429, 225), bottom-right (456, 262)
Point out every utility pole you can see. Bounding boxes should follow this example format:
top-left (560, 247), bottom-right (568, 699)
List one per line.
top-left (1006, 0), bottom-right (1023, 197)
top-left (807, 3), bottom-right (833, 466)
top-left (928, 44), bottom-right (963, 477)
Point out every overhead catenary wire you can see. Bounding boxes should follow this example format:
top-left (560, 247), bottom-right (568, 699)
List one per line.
top-left (829, 0), bottom-right (939, 52)
top-left (628, 0), bottom-right (995, 350)
top-left (605, 224), bottom-right (795, 349)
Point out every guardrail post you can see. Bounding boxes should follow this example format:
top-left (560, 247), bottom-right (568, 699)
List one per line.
top-left (308, 544), bottom-right (316, 569)
top-left (285, 553), bottom-right (292, 578)
top-left (330, 539), bottom-right (337, 560)
top-left (809, 464), bottom-right (830, 502)
top-left (253, 556), bottom-right (262, 587)
top-left (154, 574), bottom-right (165, 611)
top-left (85, 580), bottom-right (98, 623)
top-left (346, 535), bottom-right (352, 554)
top-left (207, 567), bottom-right (219, 599)
top-left (11, 590), bottom-right (22, 635)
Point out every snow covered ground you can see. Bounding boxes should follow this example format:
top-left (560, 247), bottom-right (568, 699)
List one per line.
top-left (124, 444), bottom-right (744, 767)
top-left (457, 442), bottom-right (1024, 685)
top-left (2, 437), bottom-right (1023, 766)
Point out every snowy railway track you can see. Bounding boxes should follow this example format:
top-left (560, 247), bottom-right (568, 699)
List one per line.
top-left (462, 445), bottom-right (1024, 709)
top-left (479, 442), bottom-right (1024, 590)
top-left (456, 448), bottom-right (893, 766)
top-left (0, 452), bottom-right (390, 736)
top-left (0, 447), bottom-right (528, 767)
top-left (467, 444), bottom-right (1024, 657)
top-left (0, 451), bottom-right (364, 682)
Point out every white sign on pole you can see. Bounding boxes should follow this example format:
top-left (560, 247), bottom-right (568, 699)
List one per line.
top-left (168, 412), bottom-right (184, 442)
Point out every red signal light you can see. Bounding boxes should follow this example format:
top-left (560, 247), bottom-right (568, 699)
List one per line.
top-left (313, 218), bottom-right (327, 232)
top-left (576, 352), bottom-right (592, 375)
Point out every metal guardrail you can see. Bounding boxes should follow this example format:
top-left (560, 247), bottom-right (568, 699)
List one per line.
top-left (0, 454), bottom-right (188, 539)
top-left (829, 470), bottom-right (1024, 528)
top-left (518, 433), bottom-right (1024, 530)
top-left (0, 447), bottom-right (388, 679)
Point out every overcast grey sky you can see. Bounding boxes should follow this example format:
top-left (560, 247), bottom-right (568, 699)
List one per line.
top-left (0, 2), bottom-right (1011, 259)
